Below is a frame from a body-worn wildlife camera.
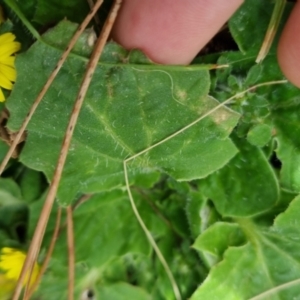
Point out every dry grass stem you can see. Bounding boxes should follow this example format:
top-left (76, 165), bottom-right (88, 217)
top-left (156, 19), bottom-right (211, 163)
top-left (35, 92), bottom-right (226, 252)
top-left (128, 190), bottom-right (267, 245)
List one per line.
top-left (86, 0), bottom-right (101, 28)
top-left (67, 206), bottom-right (75, 300)
top-left (72, 194), bottom-right (93, 211)
top-left (249, 278), bottom-right (300, 300)
top-left (24, 207), bottom-right (62, 300)
top-left (10, 0), bottom-right (125, 298)
top-left (256, 0), bottom-right (286, 63)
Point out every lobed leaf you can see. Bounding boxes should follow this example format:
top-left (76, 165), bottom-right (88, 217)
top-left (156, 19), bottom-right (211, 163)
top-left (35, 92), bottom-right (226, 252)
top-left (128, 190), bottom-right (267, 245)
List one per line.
top-left (7, 21), bottom-right (240, 204)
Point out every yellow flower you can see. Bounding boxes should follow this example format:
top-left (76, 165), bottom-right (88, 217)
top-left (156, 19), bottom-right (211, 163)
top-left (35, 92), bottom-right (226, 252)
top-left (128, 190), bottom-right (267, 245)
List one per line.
top-left (0, 33), bottom-right (21, 102)
top-left (0, 247), bottom-right (40, 289)
top-left (0, 273), bottom-right (16, 300)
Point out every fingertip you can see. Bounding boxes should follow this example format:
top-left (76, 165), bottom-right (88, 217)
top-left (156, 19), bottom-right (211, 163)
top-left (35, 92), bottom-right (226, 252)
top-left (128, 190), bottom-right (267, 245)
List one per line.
top-left (278, 1), bottom-right (300, 88)
top-left (112, 0), bottom-right (243, 65)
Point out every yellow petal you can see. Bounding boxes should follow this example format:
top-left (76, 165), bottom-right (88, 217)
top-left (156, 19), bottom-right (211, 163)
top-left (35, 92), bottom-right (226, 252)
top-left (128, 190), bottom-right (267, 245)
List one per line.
top-left (0, 88), bottom-right (5, 102)
top-left (0, 41), bottom-right (21, 60)
top-left (0, 33), bottom-right (15, 44)
top-left (0, 248), bottom-right (40, 288)
top-left (0, 56), bottom-right (15, 67)
top-left (0, 69), bottom-right (13, 89)
top-left (0, 64), bottom-right (16, 82)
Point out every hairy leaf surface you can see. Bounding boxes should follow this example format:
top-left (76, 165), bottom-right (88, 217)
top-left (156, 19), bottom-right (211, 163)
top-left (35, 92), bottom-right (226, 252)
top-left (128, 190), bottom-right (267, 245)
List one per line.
top-left (7, 21), bottom-right (239, 204)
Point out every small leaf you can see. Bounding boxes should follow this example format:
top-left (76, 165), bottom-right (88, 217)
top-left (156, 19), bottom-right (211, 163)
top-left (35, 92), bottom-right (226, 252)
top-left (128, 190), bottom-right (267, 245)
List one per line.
top-left (200, 137), bottom-right (279, 217)
top-left (247, 123), bottom-right (272, 147)
top-left (193, 222), bottom-right (245, 268)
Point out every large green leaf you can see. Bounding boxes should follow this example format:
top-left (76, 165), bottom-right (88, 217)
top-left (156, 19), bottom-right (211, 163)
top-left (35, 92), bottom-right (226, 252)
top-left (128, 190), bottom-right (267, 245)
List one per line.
top-left (7, 21), bottom-right (239, 204)
top-left (191, 194), bottom-right (300, 300)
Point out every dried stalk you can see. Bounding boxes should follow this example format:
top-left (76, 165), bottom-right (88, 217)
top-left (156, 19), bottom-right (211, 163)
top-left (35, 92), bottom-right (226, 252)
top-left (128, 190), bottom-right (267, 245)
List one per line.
top-left (67, 206), bottom-right (75, 300)
top-left (256, 0), bottom-right (286, 63)
top-left (11, 1), bottom-right (123, 299)
top-left (24, 207), bottom-right (62, 300)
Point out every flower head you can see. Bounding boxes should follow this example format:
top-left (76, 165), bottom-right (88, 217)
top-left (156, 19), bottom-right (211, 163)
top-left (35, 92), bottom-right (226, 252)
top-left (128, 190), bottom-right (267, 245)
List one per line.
top-left (0, 247), bottom-right (40, 289)
top-left (0, 32), bottom-right (21, 102)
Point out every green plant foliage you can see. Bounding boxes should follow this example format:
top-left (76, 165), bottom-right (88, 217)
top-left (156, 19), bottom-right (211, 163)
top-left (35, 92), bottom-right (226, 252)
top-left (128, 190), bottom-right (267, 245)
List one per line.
top-left (247, 123), bottom-right (272, 147)
top-left (274, 108), bottom-right (300, 193)
top-left (229, 0), bottom-right (293, 55)
top-left (34, 0), bottom-right (89, 25)
top-left (3, 0), bottom-right (90, 26)
top-left (0, 178), bottom-right (28, 247)
top-left (199, 137), bottom-right (279, 217)
top-left (7, 21), bottom-right (239, 204)
top-left (193, 222), bottom-right (245, 268)
top-left (2, 0), bottom-right (300, 299)
top-left (30, 184), bottom-right (205, 299)
top-left (191, 195), bottom-right (300, 300)
top-left (229, 0), bottom-right (273, 54)
top-left (96, 282), bottom-right (151, 300)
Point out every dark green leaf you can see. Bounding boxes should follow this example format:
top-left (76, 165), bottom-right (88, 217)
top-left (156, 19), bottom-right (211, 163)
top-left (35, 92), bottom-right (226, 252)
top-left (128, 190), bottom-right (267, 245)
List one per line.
top-left (0, 178), bottom-right (28, 245)
top-left (33, 0), bottom-right (89, 25)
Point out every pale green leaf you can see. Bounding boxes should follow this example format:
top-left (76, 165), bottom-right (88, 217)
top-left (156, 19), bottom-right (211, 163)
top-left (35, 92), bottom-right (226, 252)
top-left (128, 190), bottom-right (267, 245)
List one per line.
top-left (191, 195), bottom-right (300, 299)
